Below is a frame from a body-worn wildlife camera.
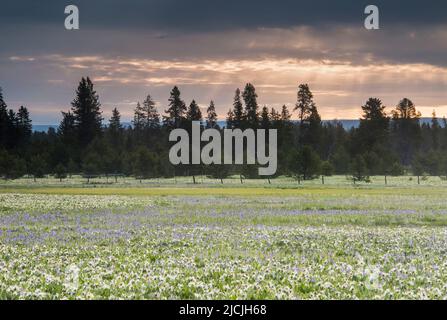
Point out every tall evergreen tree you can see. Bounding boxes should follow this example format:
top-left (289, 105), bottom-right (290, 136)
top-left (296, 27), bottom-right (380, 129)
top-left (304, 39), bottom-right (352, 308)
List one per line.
top-left (206, 101), bottom-right (218, 129)
top-left (186, 100), bottom-right (203, 121)
top-left (226, 108), bottom-right (235, 129)
top-left (164, 86), bottom-right (186, 129)
top-left (58, 111), bottom-right (76, 138)
top-left (295, 84), bottom-right (321, 149)
top-left (16, 106), bottom-right (32, 146)
top-left (295, 84), bottom-right (315, 125)
top-left (232, 88), bottom-right (245, 128)
top-left (6, 109), bottom-right (18, 149)
top-left (431, 110), bottom-right (440, 150)
top-left (280, 105), bottom-right (291, 122)
top-left (357, 98), bottom-right (389, 153)
top-left (108, 107), bottom-right (123, 146)
top-left (109, 108), bottom-right (122, 132)
top-left (70, 77), bottom-right (103, 147)
top-left (260, 106), bottom-right (270, 129)
top-left (133, 102), bottom-right (145, 132)
top-left (242, 83), bottom-right (259, 128)
top-left (391, 98), bottom-right (421, 165)
top-left (142, 94), bottom-right (160, 129)
top-left (0, 87), bottom-right (10, 148)
top-left (269, 107), bottom-right (281, 128)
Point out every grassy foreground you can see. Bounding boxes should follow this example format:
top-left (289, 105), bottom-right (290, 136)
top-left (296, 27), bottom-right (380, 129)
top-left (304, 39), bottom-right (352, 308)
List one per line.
top-left (1, 179), bottom-right (447, 299)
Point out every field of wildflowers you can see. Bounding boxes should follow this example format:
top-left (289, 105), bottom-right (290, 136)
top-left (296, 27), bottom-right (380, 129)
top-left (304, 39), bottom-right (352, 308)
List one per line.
top-left (1, 179), bottom-right (447, 299)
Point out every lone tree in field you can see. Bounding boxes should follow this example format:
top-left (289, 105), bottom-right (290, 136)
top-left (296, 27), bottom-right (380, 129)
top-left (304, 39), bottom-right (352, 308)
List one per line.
top-left (71, 77), bottom-right (103, 148)
top-left (54, 163), bottom-right (67, 182)
top-left (351, 155), bottom-right (368, 183)
top-left (412, 156), bottom-right (424, 185)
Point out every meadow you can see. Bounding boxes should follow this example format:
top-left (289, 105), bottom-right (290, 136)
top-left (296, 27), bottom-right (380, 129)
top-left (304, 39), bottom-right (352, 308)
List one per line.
top-left (1, 176), bottom-right (447, 299)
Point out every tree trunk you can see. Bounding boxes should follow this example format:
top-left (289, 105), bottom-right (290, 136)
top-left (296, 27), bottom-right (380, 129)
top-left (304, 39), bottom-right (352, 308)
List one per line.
top-left (192, 175), bottom-right (196, 184)
top-left (240, 175), bottom-right (243, 184)
top-left (417, 175), bottom-right (420, 185)
top-left (384, 175), bottom-right (387, 185)
top-left (115, 176), bottom-right (118, 183)
top-left (268, 178), bottom-right (271, 185)
top-left (220, 178), bottom-right (223, 184)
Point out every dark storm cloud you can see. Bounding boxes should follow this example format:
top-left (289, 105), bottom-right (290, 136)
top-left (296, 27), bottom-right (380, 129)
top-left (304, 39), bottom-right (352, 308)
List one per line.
top-left (1, 0), bottom-right (446, 30)
top-left (1, 0), bottom-right (447, 123)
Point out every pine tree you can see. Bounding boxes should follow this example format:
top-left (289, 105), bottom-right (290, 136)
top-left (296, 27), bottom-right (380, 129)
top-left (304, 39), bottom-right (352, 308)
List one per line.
top-left (392, 98), bottom-right (421, 120)
top-left (226, 108), bottom-right (235, 129)
top-left (58, 111), bottom-right (76, 137)
top-left (133, 102), bottom-right (145, 132)
top-left (186, 100), bottom-right (203, 121)
top-left (260, 106), bottom-right (270, 129)
top-left (54, 163), bottom-right (68, 182)
top-left (71, 77), bottom-right (103, 147)
top-left (142, 94), bottom-right (160, 129)
top-left (232, 88), bottom-right (245, 128)
top-left (109, 108), bottom-right (122, 132)
top-left (391, 98), bottom-right (421, 165)
top-left (242, 83), bottom-right (259, 128)
top-left (0, 87), bottom-right (10, 148)
top-left (206, 101), bottom-right (218, 129)
top-left (17, 106), bottom-right (32, 146)
top-left (6, 109), bottom-right (18, 149)
top-left (281, 105), bottom-right (291, 121)
top-left (431, 110), bottom-right (440, 150)
top-left (164, 86), bottom-right (186, 129)
top-left (351, 155), bottom-right (368, 182)
top-left (28, 155), bottom-right (46, 182)
top-left (269, 107), bottom-right (281, 128)
top-left (295, 84), bottom-right (315, 125)
top-left (357, 98), bottom-right (389, 153)
top-left (108, 108), bottom-right (123, 145)
top-left (295, 84), bottom-right (321, 148)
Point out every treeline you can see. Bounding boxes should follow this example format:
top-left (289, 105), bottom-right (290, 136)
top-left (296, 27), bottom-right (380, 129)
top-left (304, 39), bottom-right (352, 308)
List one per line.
top-left (1, 78), bottom-right (447, 183)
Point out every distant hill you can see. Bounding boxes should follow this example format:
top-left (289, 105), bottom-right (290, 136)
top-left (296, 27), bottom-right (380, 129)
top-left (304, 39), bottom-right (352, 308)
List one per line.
top-left (32, 125), bottom-right (59, 132)
top-left (32, 118), bottom-right (439, 132)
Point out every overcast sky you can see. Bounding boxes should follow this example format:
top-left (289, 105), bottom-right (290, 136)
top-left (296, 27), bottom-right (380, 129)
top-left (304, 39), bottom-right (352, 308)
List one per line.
top-left (1, 0), bottom-right (447, 123)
